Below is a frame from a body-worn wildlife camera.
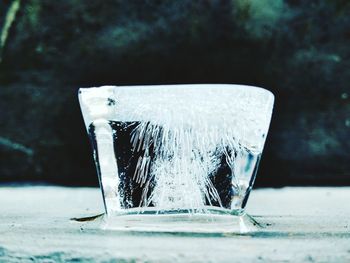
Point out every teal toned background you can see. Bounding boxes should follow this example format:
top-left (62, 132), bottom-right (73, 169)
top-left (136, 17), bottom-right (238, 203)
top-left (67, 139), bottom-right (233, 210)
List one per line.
top-left (0, 0), bottom-right (349, 186)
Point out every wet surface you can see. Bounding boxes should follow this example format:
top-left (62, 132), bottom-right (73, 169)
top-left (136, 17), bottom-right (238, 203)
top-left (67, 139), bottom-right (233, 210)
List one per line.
top-left (0, 187), bottom-right (349, 262)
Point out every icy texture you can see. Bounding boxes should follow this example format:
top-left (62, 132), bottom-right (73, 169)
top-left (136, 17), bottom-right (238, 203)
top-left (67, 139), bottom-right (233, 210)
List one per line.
top-left (79, 84), bottom-right (274, 215)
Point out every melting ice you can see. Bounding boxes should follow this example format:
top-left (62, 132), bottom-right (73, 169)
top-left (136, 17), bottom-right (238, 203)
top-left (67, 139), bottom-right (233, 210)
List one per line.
top-left (79, 85), bottom-right (274, 215)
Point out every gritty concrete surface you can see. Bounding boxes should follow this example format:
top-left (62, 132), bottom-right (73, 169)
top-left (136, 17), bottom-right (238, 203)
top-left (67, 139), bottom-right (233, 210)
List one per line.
top-left (0, 187), bottom-right (349, 262)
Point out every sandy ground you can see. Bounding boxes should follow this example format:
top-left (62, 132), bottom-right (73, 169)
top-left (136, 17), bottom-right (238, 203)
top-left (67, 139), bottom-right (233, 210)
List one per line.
top-left (0, 186), bottom-right (349, 262)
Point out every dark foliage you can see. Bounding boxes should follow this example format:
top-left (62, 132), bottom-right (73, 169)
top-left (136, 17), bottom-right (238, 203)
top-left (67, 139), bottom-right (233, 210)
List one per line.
top-left (0, 0), bottom-right (349, 186)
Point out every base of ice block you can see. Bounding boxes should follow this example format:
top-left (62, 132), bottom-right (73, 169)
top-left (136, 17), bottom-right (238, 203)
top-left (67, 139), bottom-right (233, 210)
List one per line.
top-left (101, 209), bottom-right (259, 234)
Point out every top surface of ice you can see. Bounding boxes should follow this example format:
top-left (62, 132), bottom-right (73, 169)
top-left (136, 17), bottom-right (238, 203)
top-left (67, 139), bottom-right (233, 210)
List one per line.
top-left (79, 84), bottom-right (274, 150)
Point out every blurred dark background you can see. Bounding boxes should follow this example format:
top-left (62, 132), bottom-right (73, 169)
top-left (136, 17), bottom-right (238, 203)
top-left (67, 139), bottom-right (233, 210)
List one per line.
top-left (0, 0), bottom-right (349, 187)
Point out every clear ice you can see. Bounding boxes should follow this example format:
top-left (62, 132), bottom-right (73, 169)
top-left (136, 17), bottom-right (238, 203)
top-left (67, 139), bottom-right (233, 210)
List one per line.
top-left (79, 84), bottom-right (274, 216)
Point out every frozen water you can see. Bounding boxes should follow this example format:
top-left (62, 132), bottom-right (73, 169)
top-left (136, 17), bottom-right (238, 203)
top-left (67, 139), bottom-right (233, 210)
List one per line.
top-left (79, 84), bottom-right (274, 216)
